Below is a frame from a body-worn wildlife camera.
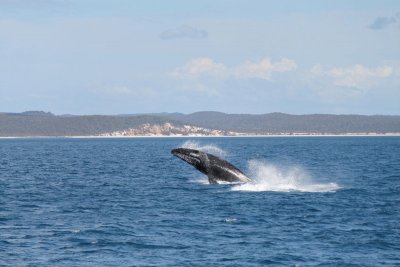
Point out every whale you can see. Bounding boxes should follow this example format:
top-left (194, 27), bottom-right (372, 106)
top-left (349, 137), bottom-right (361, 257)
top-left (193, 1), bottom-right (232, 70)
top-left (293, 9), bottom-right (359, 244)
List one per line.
top-left (171, 148), bottom-right (251, 184)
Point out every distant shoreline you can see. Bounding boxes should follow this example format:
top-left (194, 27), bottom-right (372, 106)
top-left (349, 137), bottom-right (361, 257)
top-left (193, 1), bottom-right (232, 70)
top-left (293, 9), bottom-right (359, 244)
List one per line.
top-left (2, 112), bottom-right (400, 138)
top-left (1, 133), bottom-right (400, 139)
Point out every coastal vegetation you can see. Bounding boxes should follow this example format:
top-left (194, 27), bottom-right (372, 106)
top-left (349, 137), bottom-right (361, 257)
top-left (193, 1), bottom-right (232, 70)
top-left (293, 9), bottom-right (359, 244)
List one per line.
top-left (1, 111), bottom-right (399, 137)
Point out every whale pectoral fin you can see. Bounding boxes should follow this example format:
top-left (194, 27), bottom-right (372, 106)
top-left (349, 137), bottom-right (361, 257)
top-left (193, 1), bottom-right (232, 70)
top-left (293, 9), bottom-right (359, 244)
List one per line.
top-left (208, 175), bottom-right (218, 184)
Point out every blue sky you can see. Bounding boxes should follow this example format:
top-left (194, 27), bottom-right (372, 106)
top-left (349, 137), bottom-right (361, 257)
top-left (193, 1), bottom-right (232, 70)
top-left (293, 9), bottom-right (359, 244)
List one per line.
top-left (0, 0), bottom-right (399, 115)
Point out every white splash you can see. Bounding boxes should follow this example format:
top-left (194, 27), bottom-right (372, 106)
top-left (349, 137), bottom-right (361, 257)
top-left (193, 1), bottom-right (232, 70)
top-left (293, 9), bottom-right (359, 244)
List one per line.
top-left (181, 140), bottom-right (227, 158)
top-left (231, 160), bottom-right (340, 193)
top-left (224, 218), bottom-right (237, 223)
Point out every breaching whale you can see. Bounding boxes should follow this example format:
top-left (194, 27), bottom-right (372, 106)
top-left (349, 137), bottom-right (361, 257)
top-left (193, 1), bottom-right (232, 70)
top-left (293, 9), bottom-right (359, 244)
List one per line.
top-left (171, 148), bottom-right (251, 184)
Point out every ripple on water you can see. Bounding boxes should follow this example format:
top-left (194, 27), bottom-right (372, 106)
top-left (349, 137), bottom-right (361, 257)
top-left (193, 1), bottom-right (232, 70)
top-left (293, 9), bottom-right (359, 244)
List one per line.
top-left (0, 137), bottom-right (399, 266)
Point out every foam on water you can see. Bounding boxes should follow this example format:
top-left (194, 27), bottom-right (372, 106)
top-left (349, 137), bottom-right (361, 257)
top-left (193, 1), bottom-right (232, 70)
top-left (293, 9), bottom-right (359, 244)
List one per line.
top-left (231, 160), bottom-right (340, 192)
top-left (181, 140), bottom-right (227, 158)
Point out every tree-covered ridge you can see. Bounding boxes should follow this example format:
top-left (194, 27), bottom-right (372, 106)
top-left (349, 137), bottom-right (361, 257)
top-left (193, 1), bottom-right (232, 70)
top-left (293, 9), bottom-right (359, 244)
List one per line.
top-left (0, 113), bottom-right (181, 136)
top-left (0, 111), bottom-right (399, 137)
top-left (168, 112), bottom-right (400, 134)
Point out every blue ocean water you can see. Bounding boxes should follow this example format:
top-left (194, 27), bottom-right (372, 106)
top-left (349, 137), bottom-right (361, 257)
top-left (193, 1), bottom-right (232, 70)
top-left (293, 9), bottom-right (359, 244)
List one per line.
top-left (0, 137), bottom-right (399, 266)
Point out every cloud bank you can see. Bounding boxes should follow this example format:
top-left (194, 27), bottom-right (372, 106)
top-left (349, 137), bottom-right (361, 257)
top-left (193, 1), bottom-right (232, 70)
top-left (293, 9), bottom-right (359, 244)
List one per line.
top-left (171, 57), bottom-right (297, 80)
top-left (311, 64), bottom-right (394, 89)
top-left (234, 58), bottom-right (297, 80)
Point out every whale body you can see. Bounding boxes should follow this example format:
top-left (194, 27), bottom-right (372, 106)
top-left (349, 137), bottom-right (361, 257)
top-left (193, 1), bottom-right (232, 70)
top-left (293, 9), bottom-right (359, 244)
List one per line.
top-left (171, 148), bottom-right (251, 184)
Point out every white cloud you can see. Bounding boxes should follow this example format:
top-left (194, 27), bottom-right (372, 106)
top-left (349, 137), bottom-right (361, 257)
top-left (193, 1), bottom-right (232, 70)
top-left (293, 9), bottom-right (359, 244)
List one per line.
top-left (171, 57), bottom-right (297, 81)
top-left (170, 57), bottom-right (228, 79)
top-left (234, 58), bottom-right (297, 80)
top-left (311, 64), bottom-right (394, 88)
top-left (169, 58), bottom-right (227, 95)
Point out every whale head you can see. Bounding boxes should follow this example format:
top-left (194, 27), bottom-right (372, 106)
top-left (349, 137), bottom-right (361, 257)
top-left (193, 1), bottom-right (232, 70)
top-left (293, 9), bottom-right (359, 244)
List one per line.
top-left (171, 148), bottom-right (209, 174)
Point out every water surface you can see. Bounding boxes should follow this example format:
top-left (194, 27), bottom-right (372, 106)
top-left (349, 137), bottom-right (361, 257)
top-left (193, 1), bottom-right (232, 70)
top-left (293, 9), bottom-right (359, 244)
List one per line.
top-left (1, 137), bottom-right (399, 266)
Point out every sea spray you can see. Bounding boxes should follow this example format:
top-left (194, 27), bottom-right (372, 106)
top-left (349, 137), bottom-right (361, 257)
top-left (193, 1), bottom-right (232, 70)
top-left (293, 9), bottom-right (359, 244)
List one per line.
top-left (231, 160), bottom-right (340, 192)
top-left (181, 140), bottom-right (227, 158)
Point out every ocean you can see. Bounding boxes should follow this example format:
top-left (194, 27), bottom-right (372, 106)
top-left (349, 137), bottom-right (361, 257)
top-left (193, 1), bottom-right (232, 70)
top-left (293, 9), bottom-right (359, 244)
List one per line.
top-left (1, 137), bottom-right (399, 266)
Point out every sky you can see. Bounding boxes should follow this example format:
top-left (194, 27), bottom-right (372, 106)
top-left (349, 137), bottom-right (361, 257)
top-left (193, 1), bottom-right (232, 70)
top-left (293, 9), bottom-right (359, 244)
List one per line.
top-left (0, 0), bottom-right (399, 115)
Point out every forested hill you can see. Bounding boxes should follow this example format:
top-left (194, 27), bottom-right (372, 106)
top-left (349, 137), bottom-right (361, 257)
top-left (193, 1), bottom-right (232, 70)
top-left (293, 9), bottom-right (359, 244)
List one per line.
top-left (0, 111), bottom-right (399, 136)
top-left (165, 112), bottom-right (400, 134)
top-left (0, 112), bottom-right (180, 136)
